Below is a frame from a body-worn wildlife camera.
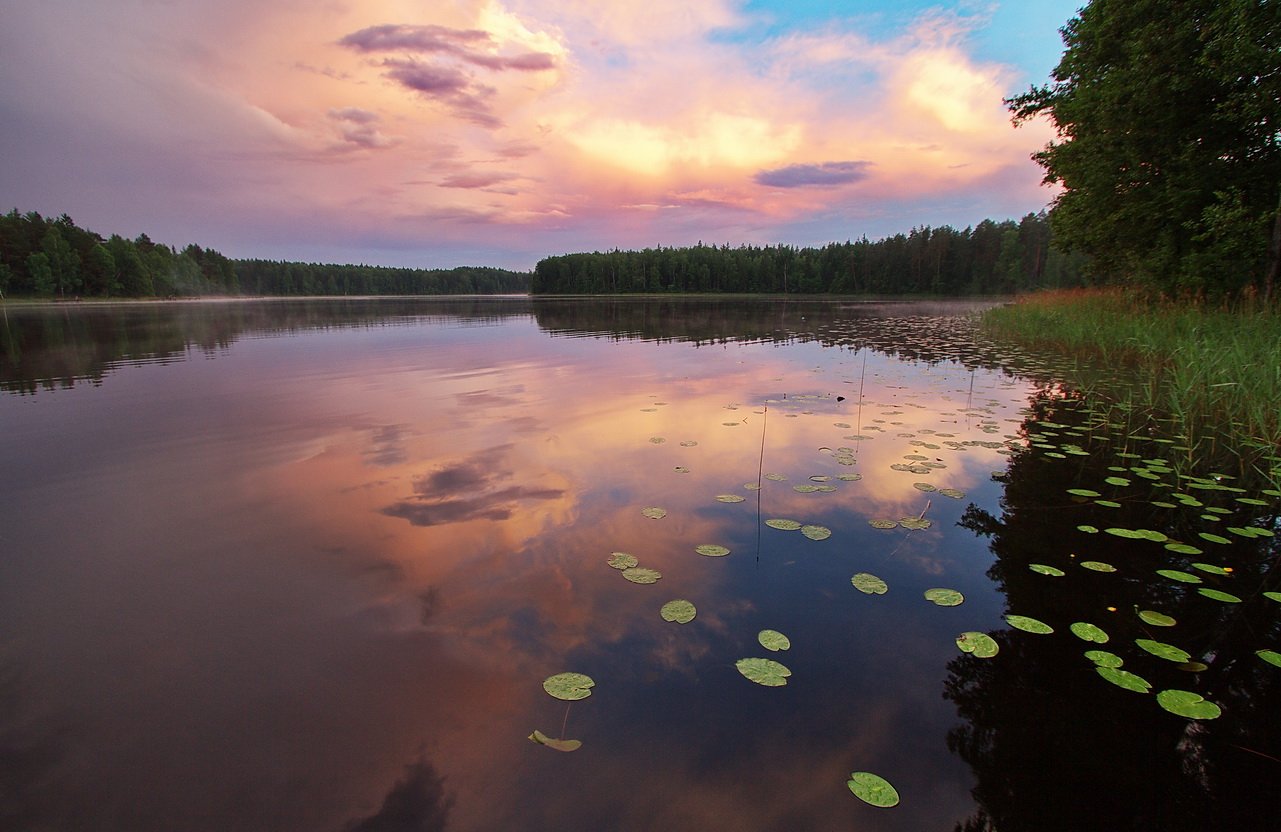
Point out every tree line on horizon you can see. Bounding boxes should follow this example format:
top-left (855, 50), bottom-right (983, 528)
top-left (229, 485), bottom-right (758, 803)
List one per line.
top-left (531, 213), bottom-right (1087, 295)
top-left (0, 209), bottom-right (530, 299)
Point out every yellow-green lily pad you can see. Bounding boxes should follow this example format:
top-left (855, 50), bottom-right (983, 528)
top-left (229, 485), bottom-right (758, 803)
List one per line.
top-left (846, 771), bottom-right (899, 808)
top-left (528, 729), bottom-right (582, 752)
top-left (736, 657), bottom-right (792, 686)
top-left (543, 672), bottom-right (595, 701)
top-left (758, 629), bottom-right (791, 651)
top-left (660, 599), bottom-right (697, 624)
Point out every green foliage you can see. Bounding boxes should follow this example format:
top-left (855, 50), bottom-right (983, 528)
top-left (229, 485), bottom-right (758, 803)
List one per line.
top-left (1007, 0), bottom-right (1281, 298)
top-left (530, 213), bottom-right (1085, 295)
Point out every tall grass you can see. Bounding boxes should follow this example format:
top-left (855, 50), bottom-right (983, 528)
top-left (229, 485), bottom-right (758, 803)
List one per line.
top-left (982, 288), bottom-right (1281, 461)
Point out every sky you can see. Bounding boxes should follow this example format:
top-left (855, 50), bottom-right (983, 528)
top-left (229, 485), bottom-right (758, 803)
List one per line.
top-left (0, 1), bottom-right (1083, 270)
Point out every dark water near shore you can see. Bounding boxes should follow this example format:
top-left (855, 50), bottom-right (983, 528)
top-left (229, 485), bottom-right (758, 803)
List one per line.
top-left (1, 297), bottom-right (1277, 831)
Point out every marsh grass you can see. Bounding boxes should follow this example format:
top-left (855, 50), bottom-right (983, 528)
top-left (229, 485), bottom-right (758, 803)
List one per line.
top-left (982, 289), bottom-right (1281, 479)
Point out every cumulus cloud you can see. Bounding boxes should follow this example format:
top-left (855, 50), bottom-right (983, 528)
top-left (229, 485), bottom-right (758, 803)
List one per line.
top-left (339, 23), bottom-right (557, 71)
top-left (754, 161), bottom-right (873, 188)
top-left (382, 445), bottom-right (565, 527)
top-left (328, 107), bottom-right (399, 149)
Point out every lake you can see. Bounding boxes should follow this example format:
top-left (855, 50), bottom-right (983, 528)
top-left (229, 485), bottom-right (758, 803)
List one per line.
top-left (1, 297), bottom-right (1276, 831)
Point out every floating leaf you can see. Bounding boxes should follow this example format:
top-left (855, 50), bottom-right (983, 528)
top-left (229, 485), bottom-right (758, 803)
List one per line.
top-left (1105, 476), bottom-right (1132, 486)
top-left (956, 631), bottom-right (999, 658)
top-left (1265, 591), bottom-right (1281, 603)
top-left (1137, 639), bottom-right (1192, 663)
top-left (528, 730), bottom-right (582, 752)
top-left (1096, 500), bottom-right (1122, 508)
top-left (660, 599), bottom-right (696, 624)
top-left (1105, 528), bottom-right (1146, 539)
top-left (1256, 650), bottom-right (1281, 668)
top-left (1080, 561), bottom-right (1117, 572)
top-left (1198, 532), bottom-right (1231, 545)
top-left (695, 544), bottom-right (731, 558)
top-left (622, 567), bottom-right (662, 584)
top-left (736, 657), bottom-right (791, 687)
top-left (765, 473), bottom-right (787, 482)
top-left (1077, 525), bottom-right (1100, 534)
top-left (869, 519), bottom-right (898, 529)
top-left (715, 494), bottom-right (746, 503)
top-left (1164, 542), bottom-right (1203, 555)
top-left (1191, 562), bottom-right (1229, 575)
top-left (758, 629), bottom-right (791, 651)
top-left (607, 552), bottom-right (639, 570)
top-left (793, 485), bottom-right (822, 493)
top-left (899, 517), bottom-right (932, 530)
top-left (641, 507), bottom-right (667, 520)
top-left (938, 488), bottom-right (966, 499)
top-left (801, 525), bottom-right (832, 541)
top-left (1097, 667), bottom-right (1152, 693)
top-left (846, 772), bottom-right (900, 808)
top-left (1138, 610), bottom-right (1176, 627)
top-left (1006, 614), bottom-right (1053, 634)
top-left (1156, 569), bottom-right (1202, 584)
top-left (1197, 588), bottom-right (1242, 603)
top-left (766, 518), bottom-right (802, 531)
top-left (1085, 650), bottom-right (1123, 668)
top-left (543, 672), bottom-right (595, 701)
top-left (924, 588), bottom-right (964, 607)
top-left (1070, 622), bottom-right (1109, 643)
top-left (1029, 564), bottom-right (1065, 577)
top-left (913, 482), bottom-right (937, 492)
top-left (1156, 689), bottom-right (1221, 720)
top-left (1068, 488), bottom-right (1102, 497)
top-left (851, 573), bottom-right (888, 595)
top-left (1179, 661), bottom-right (1209, 672)
top-left (673, 466), bottom-right (690, 474)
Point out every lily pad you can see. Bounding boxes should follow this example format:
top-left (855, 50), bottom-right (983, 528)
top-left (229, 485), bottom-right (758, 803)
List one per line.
top-left (1257, 649), bottom-right (1281, 668)
top-left (1068, 488), bottom-right (1102, 497)
top-left (1138, 610), bottom-right (1176, 627)
top-left (695, 544), bottom-right (731, 557)
top-left (924, 588), bottom-right (964, 607)
top-left (607, 552), bottom-right (639, 570)
top-left (660, 599), bottom-right (697, 624)
top-left (543, 672), bottom-right (595, 701)
top-left (1156, 689), bottom-right (1221, 720)
top-left (1156, 569), bottom-right (1202, 584)
top-left (622, 567), bottom-right (662, 584)
top-left (1077, 525), bottom-right (1100, 534)
top-left (956, 631), bottom-right (999, 658)
top-left (912, 482), bottom-right (937, 492)
top-left (1080, 561), bottom-right (1117, 572)
top-left (801, 525), bottom-right (832, 541)
top-left (793, 485), bottom-right (822, 493)
top-left (846, 771), bottom-right (900, 808)
top-left (1136, 639), bottom-right (1192, 663)
top-left (1265, 591), bottom-right (1281, 603)
top-left (641, 507), bottom-right (667, 520)
top-left (938, 488), bottom-right (966, 499)
top-left (898, 517), bottom-right (932, 530)
top-left (869, 519), bottom-right (898, 529)
top-left (1070, 622), bottom-right (1109, 643)
top-left (1197, 588), bottom-right (1242, 603)
top-left (649, 437), bottom-right (666, 444)
top-left (1097, 667), bottom-right (1152, 693)
top-left (1164, 542), bottom-right (1203, 555)
top-left (1085, 650), bottom-right (1123, 668)
top-left (1190, 562), bottom-right (1229, 575)
top-left (736, 657), bottom-right (792, 687)
top-left (1006, 614), bottom-right (1053, 634)
top-left (528, 730), bottom-right (582, 752)
top-left (758, 629), bottom-right (791, 651)
top-left (765, 473), bottom-right (787, 482)
top-left (1197, 532), bottom-right (1231, 545)
top-left (851, 573), bottom-right (888, 595)
top-left (715, 494), bottom-right (746, 503)
top-left (766, 518), bottom-right (802, 531)
top-left (1029, 564), bottom-right (1065, 577)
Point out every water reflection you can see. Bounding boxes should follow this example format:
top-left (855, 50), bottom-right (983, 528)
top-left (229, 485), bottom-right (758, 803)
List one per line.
top-left (0, 298), bottom-right (1274, 831)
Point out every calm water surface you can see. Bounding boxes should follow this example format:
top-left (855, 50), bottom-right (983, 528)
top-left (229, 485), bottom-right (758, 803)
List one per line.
top-left (1, 298), bottom-right (1276, 831)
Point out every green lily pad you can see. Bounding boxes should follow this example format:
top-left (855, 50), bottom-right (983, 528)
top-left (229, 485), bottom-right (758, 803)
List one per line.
top-left (793, 485), bottom-right (822, 493)
top-left (1136, 639), bottom-right (1192, 663)
top-left (956, 631), bottom-right (999, 658)
top-left (1068, 488), bottom-right (1102, 497)
top-left (846, 771), bottom-right (900, 808)
top-left (736, 657), bottom-right (792, 686)
top-left (660, 599), bottom-right (696, 624)
top-left (938, 488), bottom-right (966, 499)
top-left (1156, 569), bottom-right (1202, 584)
top-left (641, 507), bottom-right (667, 519)
top-left (1104, 528), bottom-right (1146, 539)
top-left (695, 544), bottom-right (731, 557)
top-left (1197, 588), bottom-right (1242, 603)
top-left (1077, 525), bottom-right (1100, 534)
top-left (765, 473), bottom-right (787, 482)
top-left (1105, 476), bottom-right (1131, 486)
top-left (1191, 562), bottom-right (1229, 575)
top-left (913, 482), bottom-right (937, 492)
top-left (1097, 667), bottom-right (1152, 693)
top-left (1256, 650), bottom-right (1281, 668)
top-left (1179, 661), bottom-right (1209, 672)
top-left (528, 729), bottom-right (582, 752)
top-left (1006, 614), bottom-right (1053, 634)
top-left (766, 518), bottom-right (802, 531)
top-left (1095, 500), bottom-right (1122, 508)
top-left (543, 672), bottom-right (595, 701)
top-left (899, 517), bottom-right (932, 530)
top-left (1164, 542), bottom-right (1204, 555)
top-left (869, 519), bottom-right (898, 529)
top-left (1080, 561), bottom-right (1117, 572)
top-left (1265, 591), bottom-right (1281, 603)
top-left (622, 567), bottom-right (662, 584)
top-left (715, 494), bottom-right (746, 503)
top-left (649, 437), bottom-right (666, 444)
top-left (851, 573), bottom-right (888, 595)
top-left (924, 588), bottom-right (964, 607)
top-left (1197, 532), bottom-right (1231, 545)
top-left (1070, 622), bottom-right (1109, 643)
top-left (1085, 650), bottom-right (1123, 668)
top-left (607, 552), bottom-right (639, 570)
top-left (1138, 610), bottom-right (1176, 627)
top-left (1029, 564), bottom-right (1065, 577)
top-left (758, 629), bottom-right (791, 651)
top-left (801, 525), bottom-right (832, 541)
top-left (1156, 689), bottom-right (1221, 720)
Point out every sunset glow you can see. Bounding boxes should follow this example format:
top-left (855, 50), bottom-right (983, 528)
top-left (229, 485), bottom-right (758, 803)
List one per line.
top-left (1, 1), bottom-right (1079, 268)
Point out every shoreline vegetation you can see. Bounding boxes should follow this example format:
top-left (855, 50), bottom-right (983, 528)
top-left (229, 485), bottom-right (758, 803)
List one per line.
top-left (982, 288), bottom-right (1281, 480)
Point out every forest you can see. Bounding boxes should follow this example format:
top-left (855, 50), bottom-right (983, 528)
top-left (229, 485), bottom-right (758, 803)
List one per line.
top-left (530, 213), bottom-right (1087, 295)
top-left (0, 209), bottom-right (529, 298)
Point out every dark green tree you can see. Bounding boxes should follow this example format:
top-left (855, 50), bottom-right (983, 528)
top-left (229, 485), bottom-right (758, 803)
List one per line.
top-left (1008, 0), bottom-right (1281, 298)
